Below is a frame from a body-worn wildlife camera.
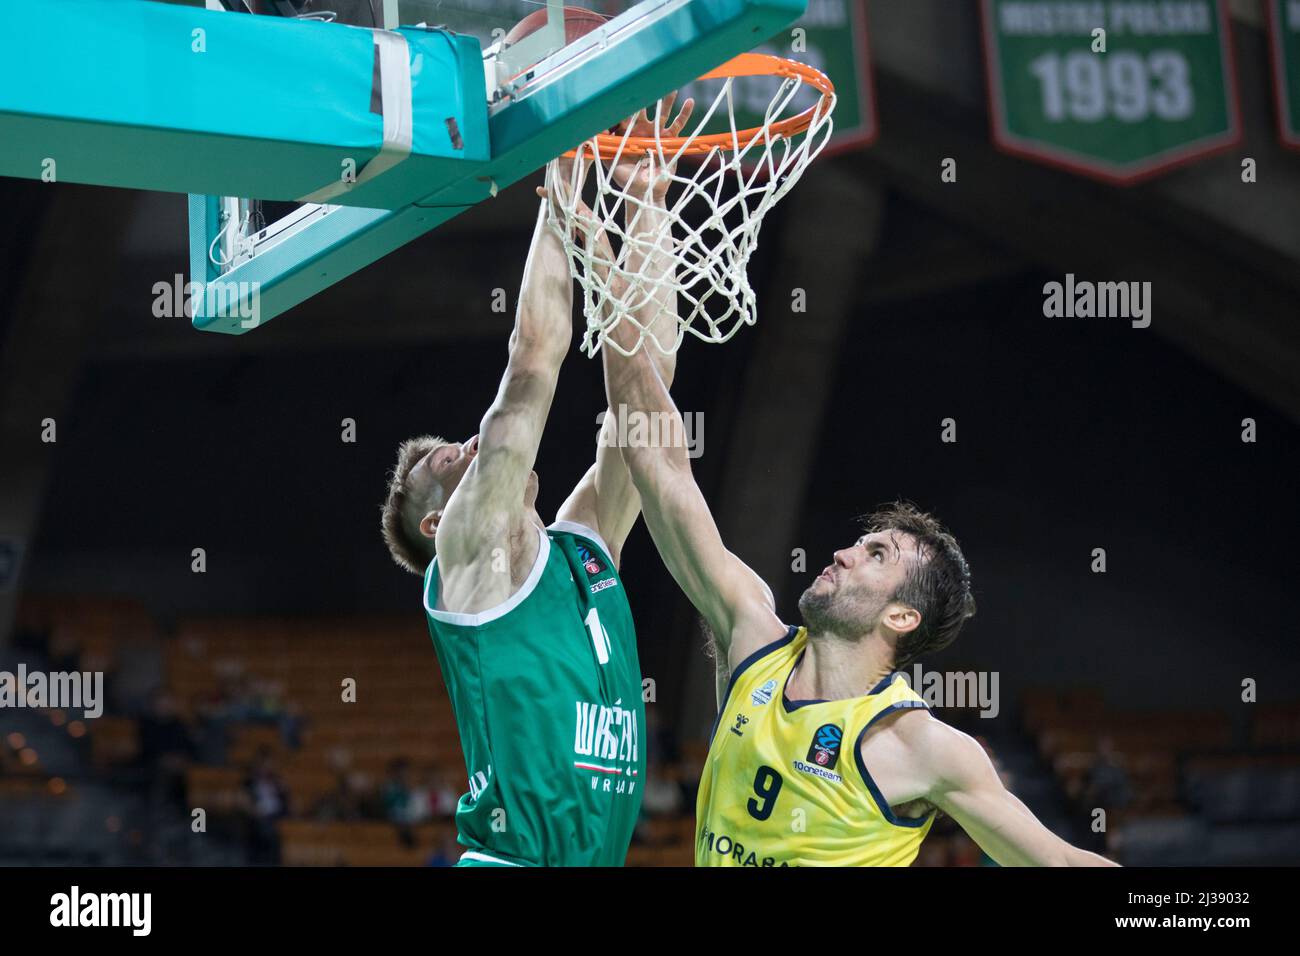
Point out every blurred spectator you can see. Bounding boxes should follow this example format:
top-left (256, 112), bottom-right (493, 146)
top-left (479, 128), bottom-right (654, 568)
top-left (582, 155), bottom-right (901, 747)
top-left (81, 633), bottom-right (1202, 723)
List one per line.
top-left (139, 691), bottom-right (196, 766)
top-left (677, 750), bottom-right (706, 805)
top-left (382, 759), bottom-right (415, 824)
top-left (428, 769), bottom-right (459, 818)
top-left (242, 746), bottom-right (289, 865)
top-left (246, 677), bottom-right (286, 723)
top-left (382, 759), bottom-right (421, 847)
top-left (643, 709), bottom-right (680, 766)
top-left (640, 758), bottom-right (683, 818)
top-left (138, 690), bottom-right (197, 809)
top-left (427, 833), bottom-right (461, 867)
top-left (194, 671), bottom-right (250, 763)
top-left (406, 776), bottom-right (432, 825)
top-left (313, 771), bottom-right (366, 822)
top-left (1085, 736), bottom-right (1133, 811)
top-left (633, 757), bottom-right (687, 847)
top-left (402, 768), bottom-right (461, 825)
top-left (279, 700), bottom-right (305, 750)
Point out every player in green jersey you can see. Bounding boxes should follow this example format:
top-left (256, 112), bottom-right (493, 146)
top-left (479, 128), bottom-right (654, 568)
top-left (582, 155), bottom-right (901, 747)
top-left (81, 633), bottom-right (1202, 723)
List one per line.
top-left (379, 136), bottom-right (684, 865)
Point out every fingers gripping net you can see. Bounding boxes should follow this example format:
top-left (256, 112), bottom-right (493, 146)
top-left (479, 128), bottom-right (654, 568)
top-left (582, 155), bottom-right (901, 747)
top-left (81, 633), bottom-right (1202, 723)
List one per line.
top-left (545, 55), bottom-right (836, 358)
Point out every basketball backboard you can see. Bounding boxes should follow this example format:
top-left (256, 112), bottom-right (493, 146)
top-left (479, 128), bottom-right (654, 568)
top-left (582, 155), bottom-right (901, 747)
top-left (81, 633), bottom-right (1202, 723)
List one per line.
top-left (0, 0), bottom-right (812, 332)
top-left (182, 0), bottom-right (810, 333)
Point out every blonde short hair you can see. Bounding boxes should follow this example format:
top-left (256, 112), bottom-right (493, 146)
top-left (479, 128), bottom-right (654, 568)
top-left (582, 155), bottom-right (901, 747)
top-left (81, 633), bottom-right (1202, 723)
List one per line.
top-left (380, 435), bottom-right (449, 575)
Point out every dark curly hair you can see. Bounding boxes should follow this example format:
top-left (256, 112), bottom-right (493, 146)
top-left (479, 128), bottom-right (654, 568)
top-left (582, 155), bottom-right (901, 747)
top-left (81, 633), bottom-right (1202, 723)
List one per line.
top-left (861, 501), bottom-right (976, 669)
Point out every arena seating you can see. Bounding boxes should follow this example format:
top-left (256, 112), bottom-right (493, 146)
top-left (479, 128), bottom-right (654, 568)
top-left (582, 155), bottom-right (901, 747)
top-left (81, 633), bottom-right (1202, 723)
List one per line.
top-left (7, 594), bottom-right (1297, 866)
top-left (1023, 687), bottom-right (1300, 864)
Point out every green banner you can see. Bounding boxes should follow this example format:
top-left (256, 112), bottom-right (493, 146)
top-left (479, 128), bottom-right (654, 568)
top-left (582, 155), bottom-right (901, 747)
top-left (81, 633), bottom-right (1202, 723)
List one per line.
top-left (1270, 0), bottom-right (1300, 146)
top-left (679, 0), bottom-right (875, 156)
top-left (982, 0), bottom-right (1240, 183)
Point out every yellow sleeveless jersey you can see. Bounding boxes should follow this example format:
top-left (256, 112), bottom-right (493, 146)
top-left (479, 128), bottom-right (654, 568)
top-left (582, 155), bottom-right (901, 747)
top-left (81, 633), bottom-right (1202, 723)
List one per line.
top-left (696, 626), bottom-right (935, 867)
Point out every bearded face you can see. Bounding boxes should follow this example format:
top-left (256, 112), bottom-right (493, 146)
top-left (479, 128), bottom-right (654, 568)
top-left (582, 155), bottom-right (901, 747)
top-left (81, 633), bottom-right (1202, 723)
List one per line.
top-left (797, 530), bottom-right (921, 639)
top-left (797, 573), bottom-right (891, 637)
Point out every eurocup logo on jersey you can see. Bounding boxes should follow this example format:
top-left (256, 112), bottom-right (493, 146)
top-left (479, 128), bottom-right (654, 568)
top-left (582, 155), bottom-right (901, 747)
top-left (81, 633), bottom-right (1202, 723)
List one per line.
top-left (807, 724), bottom-right (843, 769)
top-left (576, 543), bottom-right (606, 577)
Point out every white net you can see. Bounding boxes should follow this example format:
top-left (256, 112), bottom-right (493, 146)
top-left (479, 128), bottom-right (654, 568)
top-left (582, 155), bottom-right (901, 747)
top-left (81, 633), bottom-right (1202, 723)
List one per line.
top-left (543, 56), bottom-right (836, 357)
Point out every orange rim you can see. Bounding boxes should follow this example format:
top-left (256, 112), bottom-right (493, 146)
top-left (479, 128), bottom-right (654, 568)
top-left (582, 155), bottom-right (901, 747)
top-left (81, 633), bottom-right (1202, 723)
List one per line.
top-left (565, 53), bottom-right (835, 160)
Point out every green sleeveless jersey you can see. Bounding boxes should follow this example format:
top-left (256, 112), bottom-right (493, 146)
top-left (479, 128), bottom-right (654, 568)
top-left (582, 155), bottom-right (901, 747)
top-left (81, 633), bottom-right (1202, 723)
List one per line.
top-left (422, 520), bottom-right (645, 866)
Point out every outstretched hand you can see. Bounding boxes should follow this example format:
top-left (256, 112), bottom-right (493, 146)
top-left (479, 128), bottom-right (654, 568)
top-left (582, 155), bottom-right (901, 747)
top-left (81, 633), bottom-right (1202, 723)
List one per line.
top-left (609, 92), bottom-right (695, 202)
top-left (537, 157), bottom-right (615, 288)
top-left (536, 154), bottom-right (583, 222)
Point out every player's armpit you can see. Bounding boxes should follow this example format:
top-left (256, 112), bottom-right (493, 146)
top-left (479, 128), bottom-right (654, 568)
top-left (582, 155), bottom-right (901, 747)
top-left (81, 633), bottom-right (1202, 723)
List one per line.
top-left (435, 375), bottom-right (553, 608)
top-left (438, 393), bottom-right (546, 564)
top-left (554, 410), bottom-right (643, 568)
top-left (913, 719), bottom-right (1119, 867)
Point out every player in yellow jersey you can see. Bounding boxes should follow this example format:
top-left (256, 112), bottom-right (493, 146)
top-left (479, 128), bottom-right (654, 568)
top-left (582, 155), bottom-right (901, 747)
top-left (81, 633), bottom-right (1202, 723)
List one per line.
top-left (601, 342), bottom-right (1117, 869)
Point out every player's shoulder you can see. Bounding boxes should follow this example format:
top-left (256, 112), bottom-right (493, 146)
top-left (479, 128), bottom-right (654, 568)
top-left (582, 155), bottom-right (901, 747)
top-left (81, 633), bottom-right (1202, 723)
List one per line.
top-left (867, 703), bottom-right (940, 743)
top-left (866, 707), bottom-right (988, 786)
top-left (427, 520), bottom-right (550, 621)
top-left (434, 472), bottom-right (523, 568)
top-left (546, 519), bottom-right (620, 575)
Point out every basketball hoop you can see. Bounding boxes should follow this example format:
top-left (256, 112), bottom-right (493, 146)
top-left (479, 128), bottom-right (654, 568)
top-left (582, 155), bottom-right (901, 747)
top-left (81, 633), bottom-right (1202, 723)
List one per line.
top-left (544, 52), bottom-right (836, 358)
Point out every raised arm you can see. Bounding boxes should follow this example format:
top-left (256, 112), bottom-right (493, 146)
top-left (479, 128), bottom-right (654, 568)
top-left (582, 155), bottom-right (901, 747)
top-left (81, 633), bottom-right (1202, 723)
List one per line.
top-left (435, 181), bottom-right (573, 592)
top-left (599, 119), bottom-right (785, 668)
top-left (909, 716), bottom-right (1118, 866)
top-left (555, 97), bottom-right (688, 566)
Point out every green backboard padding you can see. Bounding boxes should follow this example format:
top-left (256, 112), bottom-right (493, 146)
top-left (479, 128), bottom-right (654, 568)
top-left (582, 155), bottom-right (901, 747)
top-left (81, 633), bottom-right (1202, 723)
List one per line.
top-left (0, 1), bottom-right (488, 208)
top-left (0, 0), bottom-right (811, 333)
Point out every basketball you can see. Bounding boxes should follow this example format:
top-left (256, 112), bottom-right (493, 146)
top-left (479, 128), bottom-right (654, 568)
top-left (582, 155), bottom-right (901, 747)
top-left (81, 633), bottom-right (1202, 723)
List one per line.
top-left (503, 5), bottom-right (607, 48)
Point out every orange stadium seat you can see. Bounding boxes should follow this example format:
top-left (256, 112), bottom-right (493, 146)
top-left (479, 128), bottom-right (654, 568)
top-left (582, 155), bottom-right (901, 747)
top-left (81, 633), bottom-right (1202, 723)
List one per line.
top-left (185, 766), bottom-right (245, 814)
top-left (88, 717), bottom-right (140, 769)
top-left (277, 820), bottom-right (455, 867)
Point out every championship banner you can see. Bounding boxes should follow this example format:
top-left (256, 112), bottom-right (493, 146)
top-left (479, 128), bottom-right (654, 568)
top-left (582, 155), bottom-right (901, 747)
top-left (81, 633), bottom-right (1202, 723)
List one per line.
top-left (1268, 0), bottom-right (1300, 148)
top-left (680, 0), bottom-right (876, 157)
top-left (981, 0), bottom-right (1241, 184)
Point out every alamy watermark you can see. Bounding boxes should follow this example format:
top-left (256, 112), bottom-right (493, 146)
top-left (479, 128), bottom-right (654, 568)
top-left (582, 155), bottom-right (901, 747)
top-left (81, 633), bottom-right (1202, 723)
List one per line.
top-left (152, 273), bottom-right (262, 329)
top-left (0, 664), bottom-right (104, 719)
top-left (897, 664), bottom-right (1000, 718)
top-left (1043, 274), bottom-right (1151, 328)
top-left (50, 886), bottom-right (151, 936)
top-left (598, 404), bottom-right (704, 458)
